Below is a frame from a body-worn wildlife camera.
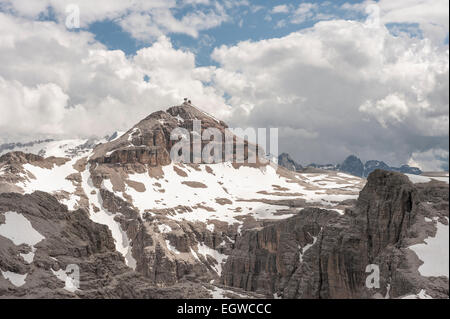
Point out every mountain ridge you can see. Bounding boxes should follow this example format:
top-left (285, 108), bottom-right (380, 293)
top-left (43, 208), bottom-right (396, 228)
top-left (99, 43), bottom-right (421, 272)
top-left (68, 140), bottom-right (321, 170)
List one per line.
top-left (278, 153), bottom-right (424, 178)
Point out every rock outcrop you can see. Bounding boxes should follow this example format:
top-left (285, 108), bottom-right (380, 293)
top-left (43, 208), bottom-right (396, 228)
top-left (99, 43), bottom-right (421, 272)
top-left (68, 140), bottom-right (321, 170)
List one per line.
top-left (98, 188), bottom-right (236, 286)
top-left (221, 170), bottom-right (449, 299)
top-left (90, 102), bottom-right (259, 166)
top-left (221, 208), bottom-right (337, 296)
top-left (0, 191), bottom-right (212, 298)
top-left (0, 151), bottom-right (45, 165)
top-left (339, 155), bottom-right (364, 177)
top-left (278, 153), bottom-right (303, 172)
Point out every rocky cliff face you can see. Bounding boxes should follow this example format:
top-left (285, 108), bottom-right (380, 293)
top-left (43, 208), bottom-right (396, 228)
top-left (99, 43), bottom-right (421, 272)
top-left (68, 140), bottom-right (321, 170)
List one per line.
top-left (98, 187), bottom-right (237, 286)
top-left (221, 170), bottom-right (449, 299)
top-left (278, 153), bottom-right (303, 171)
top-left (0, 191), bottom-right (215, 298)
top-left (340, 155), bottom-right (365, 177)
top-left (91, 102), bottom-right (257, 166)
top-left (221, 208), bottom-right (337, 296)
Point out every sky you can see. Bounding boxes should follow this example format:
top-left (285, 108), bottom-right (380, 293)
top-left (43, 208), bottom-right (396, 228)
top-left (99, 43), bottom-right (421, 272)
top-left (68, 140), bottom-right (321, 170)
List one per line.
top-left (0, 0), bottom-right (448, 170)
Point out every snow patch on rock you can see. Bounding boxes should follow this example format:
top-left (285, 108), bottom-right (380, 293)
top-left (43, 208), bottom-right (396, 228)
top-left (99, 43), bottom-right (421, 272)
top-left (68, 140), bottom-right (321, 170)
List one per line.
top-left (409, 218), bottom-right (449, 278)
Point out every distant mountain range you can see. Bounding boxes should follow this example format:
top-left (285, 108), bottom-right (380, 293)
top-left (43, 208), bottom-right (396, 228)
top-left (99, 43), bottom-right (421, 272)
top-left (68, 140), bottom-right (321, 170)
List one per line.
top-left (279, 154), bottom-right (422, 177)
top-left (0, 139), bottom-right (54, 156)
top-left (0, 133), bottom-right (124, 158)
top-left (338, 155), bottom-right (422, 177)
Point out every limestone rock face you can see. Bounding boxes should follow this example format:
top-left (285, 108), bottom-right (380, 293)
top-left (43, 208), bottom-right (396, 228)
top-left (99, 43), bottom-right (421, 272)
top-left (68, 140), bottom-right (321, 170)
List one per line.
top-left (0, 152), bottom-right (70, 194)
top-left (91, 103), bottom-right (259, 166)
top-left (91, 110), bottom-right (176, 166)
top-left (98, 187), bottom-right (237, 286)
top-left (221, 170), bottom-right (449, 299)
top-left (0, 191), bottom-right (211, 298)
top-left (278, 153), bottom-right (303, 172)
top-left (221, 208), bottom-right (336, 295)
top-left (356, 170), bottom-right (416, 259)
top-left (340, 155), bottom-right (364, 177)
top-left (0, 152), bottom-right (44, 164)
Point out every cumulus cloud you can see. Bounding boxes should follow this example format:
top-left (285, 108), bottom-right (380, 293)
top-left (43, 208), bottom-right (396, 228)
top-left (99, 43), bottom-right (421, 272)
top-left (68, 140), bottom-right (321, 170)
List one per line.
top-left (359, 93), bottom-right (411, 128)
top-left (408, 149), bottom-right (449, 171)
top-left (269, 3), bottom-right (320, 25)
top-left (291, 3), bottom-right (318, 24)
top-left (0, 13), bottom-right (229, 142)
top-left (211, 19), bottom-right (448, 166)
top-left (0, 78), bottom-right (69, 137)
top-left (119, 5), bottom-right (228, 41)
top-left (271, 5), bottom-right (290, 14)
top-left (343, 0), bottom-right (449, 44)
top-left (378, 0), bottom-right (449, 43)
top-left (0, 0), bottom-right (230, 41)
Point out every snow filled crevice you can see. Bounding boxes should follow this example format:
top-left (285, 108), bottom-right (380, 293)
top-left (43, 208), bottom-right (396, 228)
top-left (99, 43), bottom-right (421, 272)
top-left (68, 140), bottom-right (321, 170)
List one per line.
top-left (299, 232), bottom-right (318, 263)
top-left (80, 163), bottom-right (136, 270)
top-left (196, 243), bottom-right (228, 276)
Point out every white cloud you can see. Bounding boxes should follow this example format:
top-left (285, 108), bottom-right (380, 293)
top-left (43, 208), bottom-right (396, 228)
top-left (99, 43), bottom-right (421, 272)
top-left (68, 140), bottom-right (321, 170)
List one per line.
top-left (269, 2), bottom-right (327, 26)
top-left (250, 5), bottom-right (264, 13)
top-left (343, 0), bottom-right (449, 44)
top-left (211, 19), bottom-right (448, 165)
top-left (0, 13), bottom-right (229, 142)
top-left (117, 12), bottom-right (164, 41)
top-left (408, 149), bottom-right (449, 171)
top-left (378, 0), bottom-right (449, 43)
top-left (275, 19), bottom-right (287, 29)
top-left (291, 3), bottom-right (318, 24)
top-left (0, 0), bottom-right (229, 41)
top-left (184, 0), bottom-right (210, 5)
top-left (359, 93), bottom-right (410, 128)
top-left (0, 78), bottom-right (68, 137)
top-left (0, 0), bottom-right (168, 25)
top-left (271, 5), bottom-right (290, 14)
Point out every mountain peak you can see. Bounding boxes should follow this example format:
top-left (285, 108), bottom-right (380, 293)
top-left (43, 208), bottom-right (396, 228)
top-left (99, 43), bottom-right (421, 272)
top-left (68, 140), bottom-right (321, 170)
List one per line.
top-left (340, 155), bottom-right (364, 177)
top-left (90, 102), bottom-right (231, 166)
top-left (166, 101), bottom-right (227, 128)
top-left (278, 153), bottom-right (303, 171)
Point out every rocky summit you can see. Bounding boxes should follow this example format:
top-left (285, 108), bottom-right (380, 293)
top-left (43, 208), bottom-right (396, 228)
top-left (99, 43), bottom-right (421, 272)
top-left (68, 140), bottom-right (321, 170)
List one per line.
top-left (278, 153), bottom-right (303, 172)
top-left (0, 103), bottom-right (448, 299)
